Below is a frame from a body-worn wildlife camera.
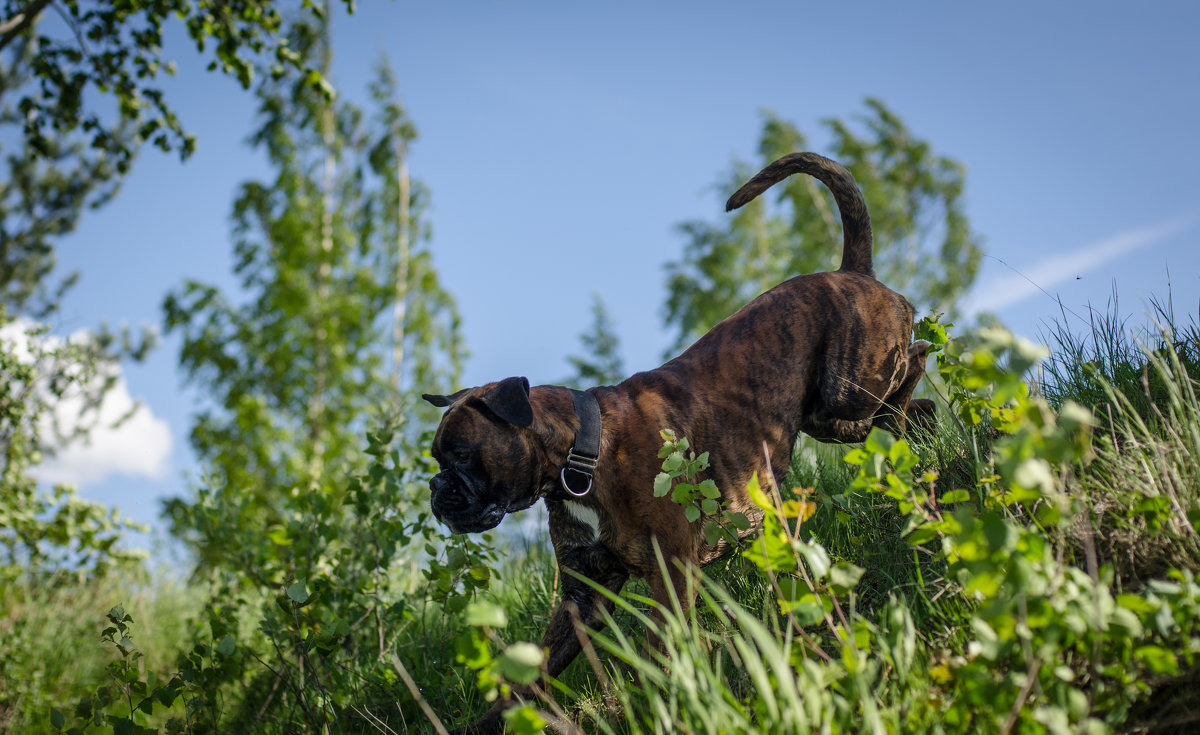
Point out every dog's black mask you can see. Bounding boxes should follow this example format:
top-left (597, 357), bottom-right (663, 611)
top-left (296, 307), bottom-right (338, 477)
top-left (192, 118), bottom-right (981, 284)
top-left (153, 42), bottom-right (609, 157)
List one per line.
top-left (423, 377), bottom-right (537, 534)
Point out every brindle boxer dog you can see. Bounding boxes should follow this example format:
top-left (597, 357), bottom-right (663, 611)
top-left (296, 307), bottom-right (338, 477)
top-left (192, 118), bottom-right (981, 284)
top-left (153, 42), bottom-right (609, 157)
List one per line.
top-left (423, 152), bottom-right (932, 734)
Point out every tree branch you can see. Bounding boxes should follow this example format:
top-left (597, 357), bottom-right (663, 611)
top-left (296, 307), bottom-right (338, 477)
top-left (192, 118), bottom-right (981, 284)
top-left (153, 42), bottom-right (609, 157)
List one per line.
top-left (0, 0), bottom-right (53, 53)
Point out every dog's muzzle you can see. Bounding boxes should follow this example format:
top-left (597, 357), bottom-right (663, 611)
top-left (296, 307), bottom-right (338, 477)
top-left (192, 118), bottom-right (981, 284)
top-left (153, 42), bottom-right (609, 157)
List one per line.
top-left (429, 470), bottom-right (506, 534)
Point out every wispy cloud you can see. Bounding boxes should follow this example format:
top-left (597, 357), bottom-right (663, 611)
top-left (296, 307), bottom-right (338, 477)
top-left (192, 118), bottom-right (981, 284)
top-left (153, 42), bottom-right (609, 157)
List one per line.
top-left (2, 320), bottom-right (172, 489)
top-left (966, 212), bottom-right (1197, 315)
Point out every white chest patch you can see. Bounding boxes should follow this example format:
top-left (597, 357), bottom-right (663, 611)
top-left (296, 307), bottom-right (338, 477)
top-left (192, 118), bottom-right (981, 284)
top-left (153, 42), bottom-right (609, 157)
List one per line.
top-left (563, 500), bottom-right (602, 543)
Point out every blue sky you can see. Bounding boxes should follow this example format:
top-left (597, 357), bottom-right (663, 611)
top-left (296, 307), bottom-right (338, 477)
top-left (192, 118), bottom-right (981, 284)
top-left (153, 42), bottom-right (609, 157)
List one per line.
top-left (37, 1), bottom-right (1200, 550)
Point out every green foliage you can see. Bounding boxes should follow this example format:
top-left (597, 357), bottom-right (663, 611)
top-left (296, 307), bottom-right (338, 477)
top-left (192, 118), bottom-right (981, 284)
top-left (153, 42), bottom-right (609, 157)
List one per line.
top-left (0, 27), bottom-right (119, 317)
top-left (0, 312), bottom-right (147, 583)
top-left (844, 322), bottom-right (1197, 732)
top-left (654, 428), bottom-right (751, 547)
top-left (0, 308), bottom-right (174, 731)
top-left (0, 0), bottom-right (357, 168)
top-left (51, 16), bottom-right (479, 732)
top-left (664, 99), bottom-right (983, 349)
top-left (565, 292), bottom-right (625, 388)
top-left (1043, 296), bottom-right (1200, 587)
top-left (53, 605), bottom-right (188, 735)
top-left (455, 601), bottom-right (545, 723)
top-left (195, 426), bottom-right (431, 730)
top-left (162, 21), bottom-right (462, 565)
top-left (1, 570), bottom-right (200, 734)
top-left (549, 317), bottom-right (1200, 734)
top-left (63, 424), bottom-right (497, 734)
top-left (23, 301), bottom-right (1200, 731)
top-left (0, 0), bottom-right (358, 319)
top-left (423, 526), bottom-right (501, 617)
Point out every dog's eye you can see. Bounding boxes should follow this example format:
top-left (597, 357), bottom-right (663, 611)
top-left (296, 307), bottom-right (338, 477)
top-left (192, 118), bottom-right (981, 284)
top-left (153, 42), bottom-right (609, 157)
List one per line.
top-left (440, 445), bottom-right (470, 466)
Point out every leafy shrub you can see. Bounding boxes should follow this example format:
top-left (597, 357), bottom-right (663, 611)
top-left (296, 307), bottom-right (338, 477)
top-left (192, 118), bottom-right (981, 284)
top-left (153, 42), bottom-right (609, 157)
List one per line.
top-left (1, 312), bottom-right (154, 731)
top-left (22, 305), bottom-right (1200, 735)
top-left (482, 317), bottom-right (1200, 735)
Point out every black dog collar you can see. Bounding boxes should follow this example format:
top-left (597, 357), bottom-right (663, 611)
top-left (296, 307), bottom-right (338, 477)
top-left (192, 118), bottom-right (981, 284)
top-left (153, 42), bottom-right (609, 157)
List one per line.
top-left (559, 389), bottom-right (601, 498)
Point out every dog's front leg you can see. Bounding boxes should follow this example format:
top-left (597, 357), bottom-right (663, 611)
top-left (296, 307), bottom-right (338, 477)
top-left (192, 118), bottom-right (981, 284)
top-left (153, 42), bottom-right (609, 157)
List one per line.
top-left (460, 554), bottom-right (628, 734)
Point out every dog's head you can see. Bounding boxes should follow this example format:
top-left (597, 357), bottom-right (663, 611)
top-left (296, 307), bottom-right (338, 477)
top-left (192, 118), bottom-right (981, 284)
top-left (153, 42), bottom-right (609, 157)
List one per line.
top-left (422, 376), bottom-right (543, 534)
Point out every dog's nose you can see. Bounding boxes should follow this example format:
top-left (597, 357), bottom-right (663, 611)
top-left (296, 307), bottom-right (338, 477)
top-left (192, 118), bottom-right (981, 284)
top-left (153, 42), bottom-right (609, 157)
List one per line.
top-left (430, 472), bottom-right (449, 495)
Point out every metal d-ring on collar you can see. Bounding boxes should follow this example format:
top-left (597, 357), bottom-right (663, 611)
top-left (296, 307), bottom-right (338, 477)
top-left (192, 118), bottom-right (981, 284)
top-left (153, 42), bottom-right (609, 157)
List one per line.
top-left (560, 389), bottom-right (601, 497)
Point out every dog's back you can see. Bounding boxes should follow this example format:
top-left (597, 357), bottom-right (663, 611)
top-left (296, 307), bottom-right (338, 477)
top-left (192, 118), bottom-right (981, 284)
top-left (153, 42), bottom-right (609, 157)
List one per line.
top-left (603, 153), bottom-right (924, 555)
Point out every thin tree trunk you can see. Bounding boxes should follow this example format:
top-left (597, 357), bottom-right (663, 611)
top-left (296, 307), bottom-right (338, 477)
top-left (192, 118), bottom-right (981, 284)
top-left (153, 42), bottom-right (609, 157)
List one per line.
top-left (308, 1), bottom-right (334, 481)
top-left (391, 145), bottom-right (410, 398)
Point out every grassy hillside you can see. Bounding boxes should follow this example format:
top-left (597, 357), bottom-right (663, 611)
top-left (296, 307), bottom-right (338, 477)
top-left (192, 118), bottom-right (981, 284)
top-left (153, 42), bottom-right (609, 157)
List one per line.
top-left (5, 307), bottom-right (1200, 734)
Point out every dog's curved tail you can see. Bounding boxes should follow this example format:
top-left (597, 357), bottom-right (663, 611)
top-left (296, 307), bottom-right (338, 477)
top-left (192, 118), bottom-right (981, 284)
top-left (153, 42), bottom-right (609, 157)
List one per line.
top-left (725, 152), bottom-right (873, 277)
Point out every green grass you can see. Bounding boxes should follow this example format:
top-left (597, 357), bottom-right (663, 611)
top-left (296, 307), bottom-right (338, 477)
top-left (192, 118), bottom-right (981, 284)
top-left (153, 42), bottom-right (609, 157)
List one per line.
top-left (0, 568), bottom-right (203, 734)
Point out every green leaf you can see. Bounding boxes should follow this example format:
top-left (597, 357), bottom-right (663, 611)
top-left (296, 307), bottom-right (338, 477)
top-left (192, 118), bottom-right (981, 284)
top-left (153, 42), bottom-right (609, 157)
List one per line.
top-left (1135, 645), bottom-right (1179, 675)
top-left (906, 527), bottom-right (939, 546)
top-left (864, 428), bottom-right (895, 456)
top-left (1116, 594), bottom-right (1157, 615)
top-left (797, 540), bottom-right (831, 579)
top-left (941, 488), bottom-right (970, 504)
top-left (502, 704), bottom-right (547, 735)
top-left (703, 521), bottom-right (722, 547)
top-left (464, 601), bottom-right (507, 629)
top-left (915, 314), bottom-right (950, 350)
top-left (50, 708), bottom-right (65, 729)
top-left (653, 472), bottom-right (672, 497)
top-left (843, 447), bottom-right (868, 465)
top-left (286, 580), bottom-right (309, 604)
top-left (215, 635), bottom-right (236, 657)
top-left (468, 565), bottom-right (492, 582)
top-left (455, 630), bottom-right (491, 669)
top-left (1012, 457), bottom-right (1054, 495)
top-left (157, 685), bottom-right (178, 707)
top-left (497, 642), bottom-right (544, 685)
top-left (828, 562), bottom-right (865, 593)
top-left (784, 592), bottom-right (829, 627)
top-left (684, 505), bottom-right (701, 523)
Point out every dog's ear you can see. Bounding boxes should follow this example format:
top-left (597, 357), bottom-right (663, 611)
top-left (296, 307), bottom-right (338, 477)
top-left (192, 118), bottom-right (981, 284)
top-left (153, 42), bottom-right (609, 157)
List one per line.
top-left (479, 376), bottom-right (533, 428)
top-left (422, 388), bottom-right (471, 408)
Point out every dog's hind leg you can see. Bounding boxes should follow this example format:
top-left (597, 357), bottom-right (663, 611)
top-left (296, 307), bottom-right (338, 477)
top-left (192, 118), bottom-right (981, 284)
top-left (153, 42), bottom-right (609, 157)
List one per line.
top-left (870, 340), bottom-right (931, 435)
top-left (802, 339), bottom-right (931, 442)
top-left (801, 340), bottom-right (907, 443)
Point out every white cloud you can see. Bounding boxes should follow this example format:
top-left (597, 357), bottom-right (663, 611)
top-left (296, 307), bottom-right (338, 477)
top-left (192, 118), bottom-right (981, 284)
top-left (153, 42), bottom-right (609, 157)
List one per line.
top-left (966, 212), bottom-right (1198, 315)
top-left (2, 319), bottom-right (172, 488)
